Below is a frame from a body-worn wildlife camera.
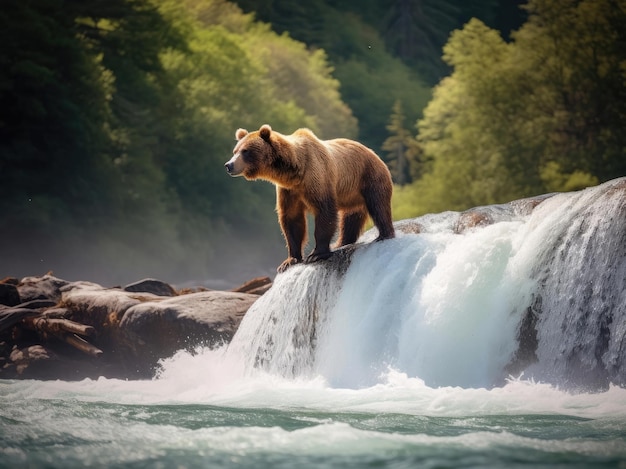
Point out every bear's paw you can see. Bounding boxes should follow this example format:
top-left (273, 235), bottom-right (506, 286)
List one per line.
top-left (277, 256), bottom-right (301, 273)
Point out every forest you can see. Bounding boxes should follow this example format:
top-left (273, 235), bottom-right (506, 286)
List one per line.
top-left (1, 0), bottom-right (624, 285)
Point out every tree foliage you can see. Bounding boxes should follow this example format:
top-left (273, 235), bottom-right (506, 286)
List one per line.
top-left (233, 0), bottom-right (433, 155)
top-left (382, 100), bottom-right (423, 185)
top-left (0, 0), bottom-right (359, 283)
top-left (3, 0), bottom-right (620, 283)
top-left (395, 0), bottom-right (625, 217)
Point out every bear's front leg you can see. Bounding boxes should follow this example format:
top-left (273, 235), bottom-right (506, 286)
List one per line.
top-left (277, 188), bottom-right (307, 272)
top-left (305, 197), bottom-right (338, 264)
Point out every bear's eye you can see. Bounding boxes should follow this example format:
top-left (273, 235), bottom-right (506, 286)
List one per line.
top-left (241, 148), bottom-right (253, 161)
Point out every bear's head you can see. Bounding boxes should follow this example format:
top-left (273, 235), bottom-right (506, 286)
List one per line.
top-left (224, 124), bottom-right (274, 180)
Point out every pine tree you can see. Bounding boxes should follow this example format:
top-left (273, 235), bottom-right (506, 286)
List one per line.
top-left (382, 100), bottom-right (422, 185)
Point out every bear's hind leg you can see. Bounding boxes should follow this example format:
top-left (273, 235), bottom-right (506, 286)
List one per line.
top-left (363, 187), bottom-right (395, 241)
top-left (305, 198), bottom-right (338, 264)
top-left (336, 210), bottom-right (367, 247)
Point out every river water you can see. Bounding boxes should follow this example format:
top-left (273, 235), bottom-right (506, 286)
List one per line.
top-left (2, 179), bottom-right (626, 468)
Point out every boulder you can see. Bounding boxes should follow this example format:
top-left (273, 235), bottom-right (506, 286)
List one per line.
top-left (1, 277), bottom-right (19, 286)
top-left (0, 307), bottom-right (40, 333)
top-left (5, 344), bottom-right (108, 380)
top-left (17, 274), bottom-right (70, 303)
top-left (0, 276), bottom-right (264, 380)
top-left (394, 219), bottom-right (423, 235)
top-left (124, 278), bottom-right (178, 297)
top-left (231, 276), bottom-right (272, 295)
top-left (60, 287), bottom-right (159, 368)
top-left (0, 283), bottom-right (20, 306)
top-left (454, 209), bottom-right (495, 234)
top-left (119, 291), bottom-right (258, 373)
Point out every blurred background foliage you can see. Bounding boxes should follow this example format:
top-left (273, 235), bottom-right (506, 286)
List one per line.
top-left (1, 0), bottom-right (624, 284)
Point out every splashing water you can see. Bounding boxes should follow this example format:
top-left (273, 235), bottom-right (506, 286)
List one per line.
top-left (229, 178), bottom-right (626, 391)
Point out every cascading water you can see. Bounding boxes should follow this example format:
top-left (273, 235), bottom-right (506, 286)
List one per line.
top-left (520, 179), bottom-right (626, 389)
top-left (226, 177), bottom-right (626, 390)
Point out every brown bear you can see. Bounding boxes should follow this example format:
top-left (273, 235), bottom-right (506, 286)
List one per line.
top-left (225, 124), bottom-right (395, 272)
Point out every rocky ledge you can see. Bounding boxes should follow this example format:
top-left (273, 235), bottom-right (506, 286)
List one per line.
top-left (0, 274), bottom-right (272, 380)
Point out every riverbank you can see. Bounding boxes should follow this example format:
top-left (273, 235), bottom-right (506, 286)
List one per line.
top-left (0, 274), bottom-right (271, 380)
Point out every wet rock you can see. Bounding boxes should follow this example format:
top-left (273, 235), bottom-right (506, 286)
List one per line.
top-left (60, 287), bottom-right (158, 353)
top-left (510, 193), bottom-right (556, 215)
top-left (454, 209), bottom-right (495, 234)
top-left (0, 307), bottom-right (40, 333)
top-left (41, 307), bottom-right (70, 319)
top-left (17, 274), bottom-right (71, 303)
top-left (0, 283), bottom-right (20, 306)
top-left (231, 276), bottom-right (272, 295)
top-left (394, 219), bottom-right (423, 235)
top-left (124, 278), bottom-right (178, 297)
top-left (1, 277), bottom-right (19, 286)
top-left (119, 291), bottom-right (258, 373)
top-left (10, 344), bottom-right (52, 375)
top-left (6, 343), bottom-right (107, 380)
top-left (15, 299), bottom-right (57, 310)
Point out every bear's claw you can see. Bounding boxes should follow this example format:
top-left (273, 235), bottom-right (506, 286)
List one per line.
top-left (305, 250), bottom-right (333, 264)
top-left (277, 257), bottom-right (302, 273)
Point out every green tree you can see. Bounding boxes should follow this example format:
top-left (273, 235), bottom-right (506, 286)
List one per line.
top-left (382, 0), bottom-right (459, 83)
top-left (0, 0), bottom-right (121, 232)
top-left (382, 100), bottom-right (422, 185)
top-left (233, 0), bottom-right (432, 154)
top-left (396, 1), bottom-right (624, 219)
top-left (515, 0), bottom-right (626, 184)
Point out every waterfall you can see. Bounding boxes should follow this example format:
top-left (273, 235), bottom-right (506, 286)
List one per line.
top-left (520, 178), bottom-right (626, 389)
top-left (226, 178), bottom-right (626, 390)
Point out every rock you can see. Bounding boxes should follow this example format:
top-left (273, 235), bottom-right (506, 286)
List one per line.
top-left (6, 343), bottom-right (107, 380)
top-left (10, 344), bottom-right (52, 375)
top-left (41, 307), bottom-right (70, 319)
top-left (59, 280), bottom-right (104, 293)
top-left (60, 287), bottom-right (159, 351)
top-left (17, 274), bottom-right (71, 303)
top-left (510, 193), bottom-right (556, 215)
top-left (0, 275), bottom-right (266, 380)
top-left (0, 283), bottom-right (20, 306)
top-left (124, 278), bottom-right (178, 297)
top-left (119, 290), bottom-right (258, 373)
top-left (14, 299), bottom-right (57, 310)
top-left (394, 219), bottom-right (423, 235)
top-left (231, 276), bottom-right (272, 295)
top-left (0, 307), bottom-right (40, 333)
top-left (454, 209), bottom-right (495, 234)
top-left (1, 277), bottom-right (19, 286)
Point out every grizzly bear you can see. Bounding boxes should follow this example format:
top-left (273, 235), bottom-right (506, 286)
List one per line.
top-left (225, 124), bottom-right (395, 272)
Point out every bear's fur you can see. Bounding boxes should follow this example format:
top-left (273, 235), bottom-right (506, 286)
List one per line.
top-left (225, 124), bottom-right (395, 272)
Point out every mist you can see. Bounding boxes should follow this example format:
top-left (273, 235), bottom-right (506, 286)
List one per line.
top-left (1, 222), bottom-right (284, 289)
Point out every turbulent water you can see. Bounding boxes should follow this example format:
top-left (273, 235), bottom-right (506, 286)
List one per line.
top-left (2, 179), bottom-right (626, 468)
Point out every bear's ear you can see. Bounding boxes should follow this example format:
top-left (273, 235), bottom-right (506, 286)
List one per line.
top-left (259, 124), bottom-right (272, 142)
top-left (235, 128), bottom-right (248, 140)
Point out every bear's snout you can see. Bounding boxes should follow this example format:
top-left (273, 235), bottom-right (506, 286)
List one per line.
top-left (225, 155), bottom-right (243, 176)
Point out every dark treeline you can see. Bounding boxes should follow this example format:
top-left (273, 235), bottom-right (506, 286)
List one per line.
top-left (1, 0), bottom-right (624, 284)
top-left (234, 0), bottom-right (527, 156)
top-left (1, 0), bottom-right (356, 284)
top-left (394, 0), bottom-right (626, 216)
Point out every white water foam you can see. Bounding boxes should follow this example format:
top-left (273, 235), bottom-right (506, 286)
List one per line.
top-left (223, 213), bottom-right (538, 390)
top-left (218, 178), bottom-right (626, 391)
top-left (3, 363), bottom-right (626, 421)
